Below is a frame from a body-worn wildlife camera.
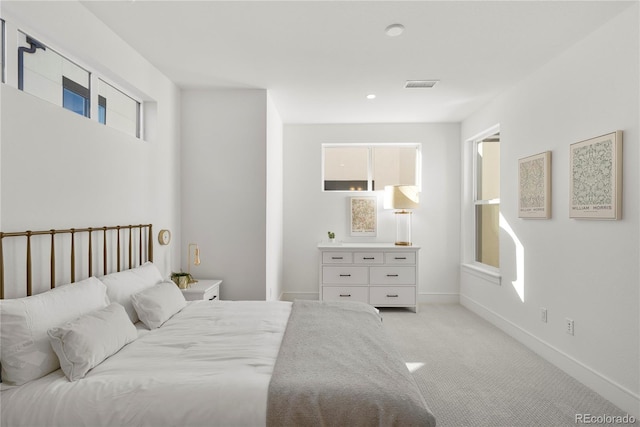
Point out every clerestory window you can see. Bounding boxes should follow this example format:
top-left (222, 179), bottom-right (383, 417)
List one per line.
top-left (322, 144), bottom-right (421, 192)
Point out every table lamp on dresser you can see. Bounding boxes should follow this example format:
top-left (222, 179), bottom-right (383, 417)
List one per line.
top-left (384, 185), bottom-right (419, 246)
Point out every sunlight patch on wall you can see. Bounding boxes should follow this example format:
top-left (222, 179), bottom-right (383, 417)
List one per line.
top-left (499, 213), bottom-right (525, 302)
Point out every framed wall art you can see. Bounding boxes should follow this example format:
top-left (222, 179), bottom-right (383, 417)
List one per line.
top-left (569, 131), bottom-right (622, 220)
top-left (518, 151), bottom-right (551, 219)
top-left (350, 196), bottom-right (377, 236)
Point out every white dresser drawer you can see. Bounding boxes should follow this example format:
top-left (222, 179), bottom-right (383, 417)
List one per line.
top-left (322, 286), bottom-right (369, 303)
top-left (370, 286), bottom-right (416, 306)
top-left (319, 244), bottom-right (419, 312)
top-left (370, 266), bottom-right (416, 285)
top-left (354, 252), bottom-right (384, 264)
top-left (322, 252), bottom-right (353, 264)
top-left (384, 252), bottom-right (416, 264)
top-left (322, 266), bottom-right (368, 284)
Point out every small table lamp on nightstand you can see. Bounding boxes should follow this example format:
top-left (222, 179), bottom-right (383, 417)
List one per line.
top-left (187, 243), bottom-right (201, 284)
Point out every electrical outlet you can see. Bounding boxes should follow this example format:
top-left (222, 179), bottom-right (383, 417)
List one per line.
top-left (540, 307), bottom-right (547, 323)
top-left (565, 318), bottom-right (574, 335)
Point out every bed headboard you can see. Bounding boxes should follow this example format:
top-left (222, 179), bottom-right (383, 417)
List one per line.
top-left (0, 224), bottom-right (153, 299)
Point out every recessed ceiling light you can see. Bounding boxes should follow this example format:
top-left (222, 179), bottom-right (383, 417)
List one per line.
top-left (385, 24), bottom-right (405, 37)
top-left (366, 94), bottom-right (376, 100)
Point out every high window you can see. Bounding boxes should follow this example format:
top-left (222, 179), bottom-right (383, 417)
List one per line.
top-left (322, 144), bottom-right (421, 191)
top-left (98, 95), bottom-right (107, 124)
top-left (473, 131), bottom-right (500, 268)
top-left (18, 32), bottom-right (90, 118)
top-left (1, 19), bottom-right (5, 83)
top-left (98, 79), bottom-right (141, 138)
top-left (62, 76), bottom-right (90, 117)
top-left (16, 30), bottom-right (142, 138)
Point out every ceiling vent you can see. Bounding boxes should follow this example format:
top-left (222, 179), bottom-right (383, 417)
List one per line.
top-left (404, 80), bottom-right (439, 89)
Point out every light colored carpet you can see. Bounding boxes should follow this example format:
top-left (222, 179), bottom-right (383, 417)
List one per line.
top-left (380, 304), bottom-right (637, 427)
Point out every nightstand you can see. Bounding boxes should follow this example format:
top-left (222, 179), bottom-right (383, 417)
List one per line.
top-left (181, 279), bottom-right (222, 301)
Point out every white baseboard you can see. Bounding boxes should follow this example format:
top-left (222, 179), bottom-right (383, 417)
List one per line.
top-left (279, 292), bottom-right (318, 302)
top-left (281, 292), bottom-right (460, 304)
top-left (460, 294), bottom-right (640, 418)
top-left (419, 292), bottom-right (460, 304)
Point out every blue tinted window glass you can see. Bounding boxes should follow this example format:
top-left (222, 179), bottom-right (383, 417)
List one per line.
top-left (98, 105), bottom-right (106, 124)
top-left (63, 88), bottom-right (88, 117)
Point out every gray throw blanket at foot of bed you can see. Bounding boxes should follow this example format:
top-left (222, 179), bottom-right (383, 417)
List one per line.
top-left (266, 300), bottom-right (436, 427)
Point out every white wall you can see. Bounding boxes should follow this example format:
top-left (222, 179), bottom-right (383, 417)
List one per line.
top-left (1, 1), bottom-right (181, 296)
top-left (266, 94), bottom-right (284, 301)
top-left (181, 89), bottom-right (271, 300)
top-left (460, 4), bottom-right (639, 416)
top-left (283, 123), bottom-right (461, 301)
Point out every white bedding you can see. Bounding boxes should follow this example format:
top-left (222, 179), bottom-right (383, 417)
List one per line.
top-left (1, 300), bottom-right (292, 427)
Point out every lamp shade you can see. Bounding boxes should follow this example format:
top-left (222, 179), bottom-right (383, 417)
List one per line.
top-left (384, 185), bottom-right (419, 210)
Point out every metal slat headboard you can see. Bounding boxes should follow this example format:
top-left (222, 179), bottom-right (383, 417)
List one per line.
top-left (0, 224), bottom-right (153, 299)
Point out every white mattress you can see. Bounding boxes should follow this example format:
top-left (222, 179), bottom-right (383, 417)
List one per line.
top-left (1, 300), bottom-right (292, 427)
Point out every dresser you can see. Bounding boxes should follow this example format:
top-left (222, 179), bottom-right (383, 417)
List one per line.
top-left (318, 243), bottom-right (420, 312)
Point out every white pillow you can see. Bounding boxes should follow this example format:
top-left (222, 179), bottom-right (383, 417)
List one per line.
top-left (99, 262), bottom-right (163, 323)
top-left (131, 281), bottom-right (186, 329)
top-left (48, 303), bottom-right (137, 381)
top-left (0, 277), bottom-right (109, 385)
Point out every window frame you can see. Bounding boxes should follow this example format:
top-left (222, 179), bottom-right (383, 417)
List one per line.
top-left (15, 29), bottom-right (143, 139)
top-left (98, 95), bottom-right (107, 125)
top-left (321, 142), bottom-right (422, 192)
top-left (62, 76), bottom-right (90, 118)
top-left (462, 125), bottom-right (501, 283)
top-left (97, 78), bottom-right (142, 138)
top-left (1, 19), bottom-right (5, 84)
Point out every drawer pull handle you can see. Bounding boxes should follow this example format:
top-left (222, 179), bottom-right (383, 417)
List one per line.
top-left (395, 257), bottom-right (407, 260)
top-left (363, 257), bottom-right (375, 260)
top-left (386, 274), bottom-right (399, 277)
top-left (339, 294), bottom-right (351, 297)
top-left (331, 257), bottom-right (344, 260)
top-left (339, 274), bottom-right (351, 277)
top-left (386, 294), bottom-right (399, 298)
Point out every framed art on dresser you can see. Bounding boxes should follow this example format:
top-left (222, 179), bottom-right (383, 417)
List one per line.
top-left (350, 196), bottom-right (377, 236)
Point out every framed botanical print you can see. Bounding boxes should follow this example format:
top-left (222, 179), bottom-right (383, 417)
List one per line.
top-left (518, 151), bottom-right (551, 219)
top-left (350, 197), bottom-right (377, 236)
top-left (569, 131), bottom-right (622, 220)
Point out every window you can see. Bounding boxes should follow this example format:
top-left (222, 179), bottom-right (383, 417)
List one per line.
top-left (98, 95), bottom-right (107, 124)
top-left (323, 144), bottom-right (420, 191)
top-left (473, 131), bottom-right (500, 268)
top-left (324, 146), bottom-right (370, 191)
top-left (18, 31), bottom-right (90, 118)
top-left (15, 31), bottom-right (143, 138)
top-left (62, 76), bottom-right (89, 117)
top-left (1, 19), bottom-right (5, 83)
top-left (98, 79), bottom-right (141, 138)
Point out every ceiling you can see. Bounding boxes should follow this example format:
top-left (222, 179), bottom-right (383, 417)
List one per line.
top-left (81, 1), bottom-right (633, 124)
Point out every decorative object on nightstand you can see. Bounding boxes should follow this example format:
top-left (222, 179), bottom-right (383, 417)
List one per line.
top-left (187, 243), bottom-right (201, 284)
top-left (384, 185), bottom-right (419, 246)
top-left (171, 272), bottom-right (193, 289)
top-left (328, 231), bottom-right (336, 243)
top-left (181, 279), bottom-right (222, 301)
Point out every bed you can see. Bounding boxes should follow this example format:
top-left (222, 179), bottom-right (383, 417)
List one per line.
top-left (0, 224), bottom-right (436, 427)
